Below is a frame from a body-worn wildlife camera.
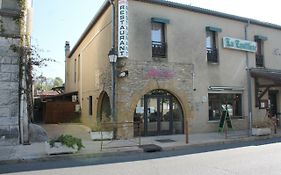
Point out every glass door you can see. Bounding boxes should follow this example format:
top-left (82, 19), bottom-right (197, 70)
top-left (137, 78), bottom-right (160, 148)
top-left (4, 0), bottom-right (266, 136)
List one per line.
top-left (159, 96), bottom-right (172, 135)
top-left (144, 95), bottom-right (172, 136)
top-left (144, 96), bottom-right (159, 136)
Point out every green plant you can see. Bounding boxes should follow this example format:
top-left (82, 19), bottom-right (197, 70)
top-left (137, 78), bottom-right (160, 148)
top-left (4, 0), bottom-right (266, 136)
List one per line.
top-left (49, 135), bottom-right (84, 151)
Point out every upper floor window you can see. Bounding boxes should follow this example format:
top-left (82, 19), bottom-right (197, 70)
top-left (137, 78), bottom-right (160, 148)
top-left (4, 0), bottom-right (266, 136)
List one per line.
top-left (74, 58), bottom-right (77, 83)
top-left (255, 35), bottom-right (267, 67)
top-left (151, 18), bottom-right (169, 58)
top-left (206, 26), bottom-right (222, 63)
top-left (77, 54), bottom-right (80, 82)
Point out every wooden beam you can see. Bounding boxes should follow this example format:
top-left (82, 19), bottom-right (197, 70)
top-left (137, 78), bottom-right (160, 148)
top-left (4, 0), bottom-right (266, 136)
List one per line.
top-left (258, 86), bottom-right (270, 100)
top-left (259, 84), bottom-right (281, 88)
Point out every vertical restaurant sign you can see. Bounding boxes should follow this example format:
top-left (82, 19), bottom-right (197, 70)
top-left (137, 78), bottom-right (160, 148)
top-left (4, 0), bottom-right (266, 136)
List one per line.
top-left (118, 0), bottom-right (129, 58)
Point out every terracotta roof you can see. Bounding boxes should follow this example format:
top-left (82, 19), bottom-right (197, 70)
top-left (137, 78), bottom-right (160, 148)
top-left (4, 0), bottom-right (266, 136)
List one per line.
top-left (36, 90), bottom-right (59, 97)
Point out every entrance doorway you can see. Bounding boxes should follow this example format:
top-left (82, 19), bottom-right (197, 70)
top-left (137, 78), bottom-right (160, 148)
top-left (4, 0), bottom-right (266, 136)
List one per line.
top-left (97, 91), bottom-right (111, 122)
top-left (134, 90), bottom-right (184, 136)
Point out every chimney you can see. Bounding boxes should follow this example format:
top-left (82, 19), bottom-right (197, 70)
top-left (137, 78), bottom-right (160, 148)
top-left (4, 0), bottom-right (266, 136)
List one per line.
top-left (65, 41), bottom-right (70, 57)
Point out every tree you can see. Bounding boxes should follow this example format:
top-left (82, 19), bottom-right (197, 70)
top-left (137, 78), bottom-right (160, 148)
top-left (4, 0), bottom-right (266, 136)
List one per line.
top-left (34, 75), bottom-right (64, 91)
top-left (53, 77), bottom-right (63, 87)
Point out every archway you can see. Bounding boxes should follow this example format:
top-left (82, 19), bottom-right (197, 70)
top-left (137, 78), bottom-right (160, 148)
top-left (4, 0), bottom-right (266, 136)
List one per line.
top-left (134, 89), bottom-right (184, 136)
top-left (97, 91), bottom-right (111, 123)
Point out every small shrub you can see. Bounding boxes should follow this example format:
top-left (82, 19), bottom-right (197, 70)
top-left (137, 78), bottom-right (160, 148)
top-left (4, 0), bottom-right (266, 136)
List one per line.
top-left (49, 134), bottom-right (84, 151)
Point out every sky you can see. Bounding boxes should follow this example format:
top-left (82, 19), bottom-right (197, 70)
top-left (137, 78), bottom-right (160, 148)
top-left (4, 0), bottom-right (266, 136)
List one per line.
top-left (33, 0), bottom-right (281, 82)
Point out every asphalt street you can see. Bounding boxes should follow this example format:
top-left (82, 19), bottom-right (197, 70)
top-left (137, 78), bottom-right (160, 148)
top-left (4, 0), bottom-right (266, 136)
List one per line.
top-left (1, 137), bottom-right (281, 175)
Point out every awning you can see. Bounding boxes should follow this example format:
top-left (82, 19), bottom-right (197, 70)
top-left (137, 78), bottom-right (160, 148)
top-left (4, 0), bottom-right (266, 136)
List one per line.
top-left (250, 68), bottom-right (281, 84)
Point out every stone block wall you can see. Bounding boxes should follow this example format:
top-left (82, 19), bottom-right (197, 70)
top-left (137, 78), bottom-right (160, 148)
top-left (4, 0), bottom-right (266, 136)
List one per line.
top-left (0, 0), bottom-right (21, 145)
top-left (0, 37), bottom-right (20, 145)
top-left (115, 59), bottom-right (195, 136)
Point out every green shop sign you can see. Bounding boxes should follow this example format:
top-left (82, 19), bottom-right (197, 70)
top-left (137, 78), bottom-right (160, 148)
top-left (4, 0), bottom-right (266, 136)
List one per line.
top-left (223, 37), bottom-right (257, 53)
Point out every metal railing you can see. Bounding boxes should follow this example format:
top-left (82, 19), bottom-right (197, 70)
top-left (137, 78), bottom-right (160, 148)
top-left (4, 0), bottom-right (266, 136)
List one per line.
top-left (207, 48), bottom-right (218, 63)
top-left (152, 41), bottom-right (167, 58)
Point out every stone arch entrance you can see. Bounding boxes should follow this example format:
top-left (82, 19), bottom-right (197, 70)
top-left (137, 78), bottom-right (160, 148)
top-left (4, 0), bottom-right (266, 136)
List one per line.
top-left (134, 89), bottom-right (184, 136)
top-left (97, 91), bottom-right (111, 122)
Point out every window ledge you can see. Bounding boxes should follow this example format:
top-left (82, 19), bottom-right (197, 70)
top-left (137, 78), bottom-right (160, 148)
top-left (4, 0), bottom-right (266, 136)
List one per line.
top-left (152, 57), bottom-right (168, 62)
top-left (234, 118), bottom-right (245, 120)
top-left (207, 62), bottom-right (219, 65)
top-left (208, 117), bottom-right (245, 123)
top-left (208, 120), bottom-right (219, 123)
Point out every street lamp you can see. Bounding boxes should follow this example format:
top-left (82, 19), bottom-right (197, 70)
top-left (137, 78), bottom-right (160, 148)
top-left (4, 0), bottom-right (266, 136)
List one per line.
top-left (108, 48), bottom-right (118, 63)
top-left (108, 48), bottom-right (117, 138)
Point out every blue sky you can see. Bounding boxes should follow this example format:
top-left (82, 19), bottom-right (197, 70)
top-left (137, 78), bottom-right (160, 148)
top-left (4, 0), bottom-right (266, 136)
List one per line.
top-left (33, 0), bottom-right (105, 80)
top-left (33, 0), bottom-right (281, 81)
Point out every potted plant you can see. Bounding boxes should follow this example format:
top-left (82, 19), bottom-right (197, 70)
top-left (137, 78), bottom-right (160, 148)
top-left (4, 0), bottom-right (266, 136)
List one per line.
top-left (45, 134), bottom-right (84, 155)
top-left (90, 115), bottom-right (114, 141)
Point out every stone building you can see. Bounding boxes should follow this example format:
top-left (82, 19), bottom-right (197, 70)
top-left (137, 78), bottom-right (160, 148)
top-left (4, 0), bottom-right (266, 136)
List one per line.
top-left (0, 0), bottom-right (32, 145)
top-left (65, 0), bottom-right (281, 139)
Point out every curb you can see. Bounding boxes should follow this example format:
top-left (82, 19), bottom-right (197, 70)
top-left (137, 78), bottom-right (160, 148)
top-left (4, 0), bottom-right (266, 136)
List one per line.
top-left (0, 147), bottom-right (144, 165)
top-left (162, 134), bottom-right (279, 151)
top-left (1, 134), bottom-right (281, 165)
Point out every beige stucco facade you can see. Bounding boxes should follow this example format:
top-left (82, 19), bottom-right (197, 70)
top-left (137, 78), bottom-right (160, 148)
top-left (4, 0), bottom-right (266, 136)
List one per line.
top-left (65, 0), bottom-right (281, 137)
top-left (65, 3), bottom-right (112, 127)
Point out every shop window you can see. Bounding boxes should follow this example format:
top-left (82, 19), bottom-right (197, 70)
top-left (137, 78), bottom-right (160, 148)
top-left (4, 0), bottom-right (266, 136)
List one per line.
top-left (206, 26), bottom-right (221, 63)
top-left (89, 96), bottom-right (93, 116)
top-left (208, 93), bottom-right (242, 121)
top-left (151, 18), bottom-right (169, 58)
top-left (255, 35), bottom-right (267, 67)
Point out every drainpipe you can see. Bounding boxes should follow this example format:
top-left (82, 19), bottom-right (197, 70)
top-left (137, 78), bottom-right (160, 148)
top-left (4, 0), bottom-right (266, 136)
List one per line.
top-left (245, 20), bottom-right (253, 136)
top-left (109, 0), bottom-right (116, 50)
top-left (65, 41), bottom-right (70, 89)
top-left (109, 0), bottom-right (117, 138)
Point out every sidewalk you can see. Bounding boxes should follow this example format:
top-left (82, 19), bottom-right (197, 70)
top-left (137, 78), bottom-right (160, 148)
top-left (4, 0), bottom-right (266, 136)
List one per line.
top-left (1, 124), bottom-right (281, 164)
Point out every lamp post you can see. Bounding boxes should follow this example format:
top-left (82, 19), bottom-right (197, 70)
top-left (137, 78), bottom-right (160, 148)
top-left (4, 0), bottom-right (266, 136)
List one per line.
top-left (108, 48), bottom-right (117, 138)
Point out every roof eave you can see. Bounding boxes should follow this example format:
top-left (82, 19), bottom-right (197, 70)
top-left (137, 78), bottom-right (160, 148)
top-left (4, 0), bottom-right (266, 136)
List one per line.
top-left (68, 0), bottom-right (281, 58)
top-left (135, 0), bottom-right (281, 31)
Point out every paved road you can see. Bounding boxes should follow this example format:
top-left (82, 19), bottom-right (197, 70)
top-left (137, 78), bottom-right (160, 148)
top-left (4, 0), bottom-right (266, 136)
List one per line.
top-left (1, 137), bottom-right (281, 175)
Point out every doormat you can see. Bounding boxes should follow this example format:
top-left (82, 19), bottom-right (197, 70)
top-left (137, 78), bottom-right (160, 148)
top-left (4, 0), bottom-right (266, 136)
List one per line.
top-left (155, 139), bottom-right (176, 143)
